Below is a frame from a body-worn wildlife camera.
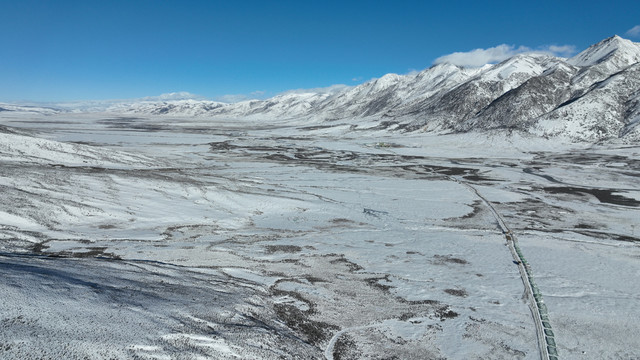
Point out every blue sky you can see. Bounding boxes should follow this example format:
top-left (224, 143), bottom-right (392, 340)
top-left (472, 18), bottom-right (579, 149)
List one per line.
top-left (2, 0), bottom-right (639, 102)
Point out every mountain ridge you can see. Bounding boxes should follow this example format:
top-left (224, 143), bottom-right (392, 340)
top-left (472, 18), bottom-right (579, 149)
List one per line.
top-left (4, 35), bottom-right (640, 143)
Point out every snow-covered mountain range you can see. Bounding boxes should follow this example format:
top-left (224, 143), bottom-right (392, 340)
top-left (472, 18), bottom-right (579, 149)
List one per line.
top-left (4, 36), bottom-right (640, 142)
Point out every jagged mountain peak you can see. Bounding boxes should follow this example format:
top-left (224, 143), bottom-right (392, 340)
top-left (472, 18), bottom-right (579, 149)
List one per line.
top-left (369, 73), bottom-right (403, 92)
top-left (568, 35), bottom-right (640, 67)
top-left (417, 62), bottom-right (482, 80)
top-left (83, 36), bottom-right (640, 143)
top-left (476, 53), bottom-right (552, 81)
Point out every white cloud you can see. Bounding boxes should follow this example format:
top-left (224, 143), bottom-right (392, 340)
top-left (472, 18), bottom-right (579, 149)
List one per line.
top-left (214, 90), bottom-right (267, 103)
top-left (434, 44), bottom-right (528, 67)
top-left (544, 45), bottom-right (577, 57)
top-left (434, 43), bottom-right (577, 67)
top-left (140, 91), bottom-right (205, 101)
top-left (626, 25), bottom-right (640, 37)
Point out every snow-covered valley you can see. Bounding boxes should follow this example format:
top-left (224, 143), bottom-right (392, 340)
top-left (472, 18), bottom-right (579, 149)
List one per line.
top-left (1, 110), bottom-right (639, 359)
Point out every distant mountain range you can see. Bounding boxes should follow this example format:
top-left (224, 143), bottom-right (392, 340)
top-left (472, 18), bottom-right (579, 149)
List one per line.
top-left (3, 36), bottom-right (640, 142)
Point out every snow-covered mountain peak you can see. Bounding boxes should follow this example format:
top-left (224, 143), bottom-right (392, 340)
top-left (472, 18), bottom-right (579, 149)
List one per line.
top-left (541, 60), bottom-right (577, 76)
top-left (478, 54), bottom-right (550, 81)
top-left (404, 64), bottom-right (473, 94)
top-left (416, 63), bottom-right (475, 81)
top-left (568, 35), bottom-right (640, 67)
top-left (20, 36), bottom-right (639, 143)
top-left (369, 73), bottom-right (403, 92)
top-left (425, 62), bottom-right (460, 72)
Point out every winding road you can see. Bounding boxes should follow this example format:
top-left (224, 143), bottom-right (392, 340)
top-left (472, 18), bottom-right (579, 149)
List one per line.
top-left (453, 176), bottom-right (558, 360)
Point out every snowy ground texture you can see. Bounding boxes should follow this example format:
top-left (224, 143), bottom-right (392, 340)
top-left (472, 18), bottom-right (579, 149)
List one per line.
top-left (1, 112), bottom-right (639, 359)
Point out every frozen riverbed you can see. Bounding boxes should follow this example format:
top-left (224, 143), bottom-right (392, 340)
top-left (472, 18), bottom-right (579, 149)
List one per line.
top-left (1, 112), bottom-right (639, 359)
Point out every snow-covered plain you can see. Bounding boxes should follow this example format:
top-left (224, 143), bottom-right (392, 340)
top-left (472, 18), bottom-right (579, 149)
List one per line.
top-left (1, 111), bottom-right (639, 359)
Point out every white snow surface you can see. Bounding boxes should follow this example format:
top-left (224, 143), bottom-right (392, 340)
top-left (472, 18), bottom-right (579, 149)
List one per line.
top-left (1, 111), bottom-right (639, 359)
top-left (1, 34), bottom-right (640, 360)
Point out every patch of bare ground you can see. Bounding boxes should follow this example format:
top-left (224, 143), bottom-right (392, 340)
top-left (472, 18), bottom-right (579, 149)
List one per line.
top-left (432, 254), bottom-right (469, 265)
top-left (271, 289), bottom-right (338, 346)
top-left (444, 288), bottom-right (468, 297)
top-left (31, 241), bottom-right (121, 259)
top-left (332, 334), bottom-right (362, 360)
top-left (543, 186), bottom-right (640, 207)
top-left (264, 245), bottom-right (303, 254)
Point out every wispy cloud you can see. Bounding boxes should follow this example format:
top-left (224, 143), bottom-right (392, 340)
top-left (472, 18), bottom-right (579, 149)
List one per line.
top-left (434, 44), bottom-right (528, 67)
top-left (140, 91), bottom-right (205, 101)
top-left (626, 25), bottom-right (640, 37)
top-left (214, 91), bottom-right (267, 103)
top-left (545, 45), bottom-right (577, 57)
top-left (434, 43), bottom-right (577, 67)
